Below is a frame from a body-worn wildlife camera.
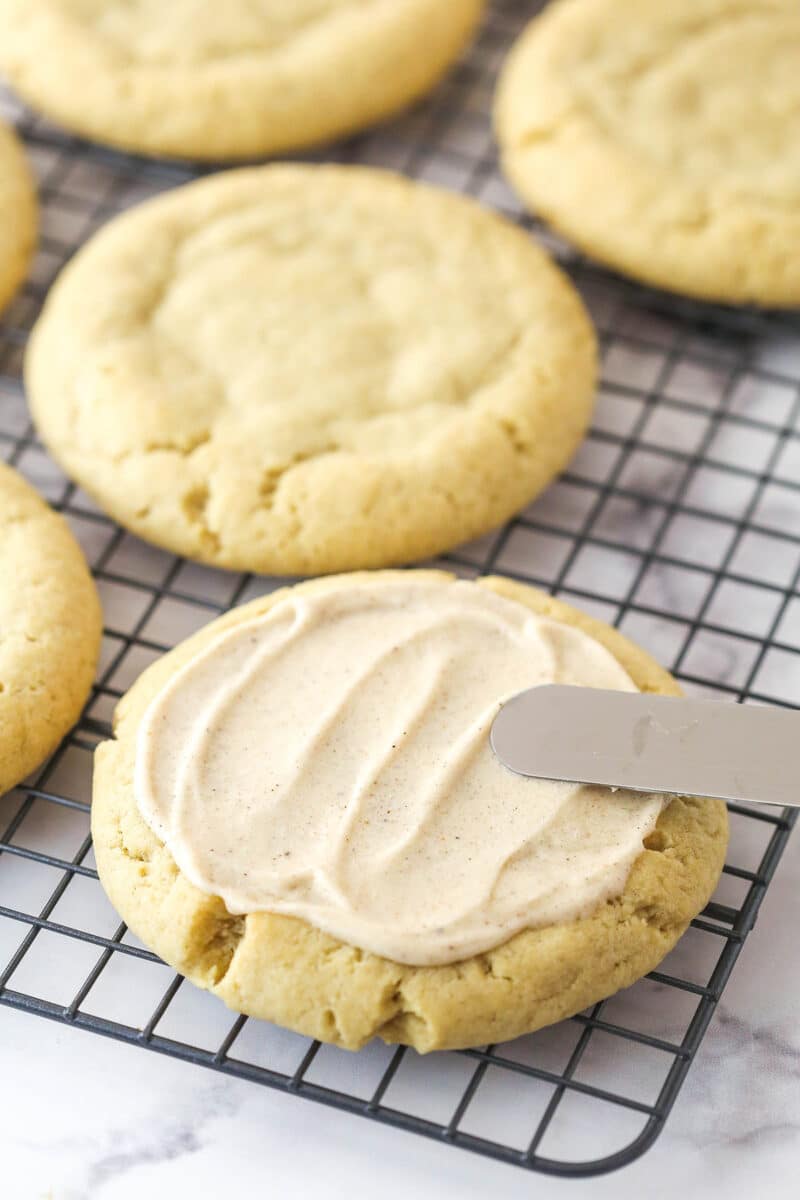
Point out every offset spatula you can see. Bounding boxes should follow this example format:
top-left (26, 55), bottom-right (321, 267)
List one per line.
top-left (490, 686), bottom-right (799, 808)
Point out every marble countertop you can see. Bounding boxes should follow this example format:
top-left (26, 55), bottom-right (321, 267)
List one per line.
top-left (3, 3), bottom-right (800, 1196)
top-left (3, 820), bottom-right (798, 1200)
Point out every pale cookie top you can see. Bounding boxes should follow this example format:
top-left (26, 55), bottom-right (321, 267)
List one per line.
top-left (0, 463), bottom-right (102, 795)
top-left (135, 574), bottom-right (665, 966)
top-left (0, 118), bottom-right (36, 315)
top-left (496, 0), bottom-right (800, 305)
top-left (27, 165), bottom-right (596, 576)
top-left (0, 0), bottom-right (484, 159)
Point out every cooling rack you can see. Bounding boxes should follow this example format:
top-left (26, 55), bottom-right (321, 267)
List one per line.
top-left (1, 0), bottom-right (798, 1180)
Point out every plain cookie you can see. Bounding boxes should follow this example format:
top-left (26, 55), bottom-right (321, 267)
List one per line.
top-left (27, 164), bottom-right (597, 575)
top-left (92, 570), bottom-right (728, 1052)
top-left (0, 118), bottom-right (36, 315)
top-left (0, 0), bottom-right (484, 160)
top-left (0, 462), bottom-right (102, 796)
top-left (496, 0), bottom-right (800, 305)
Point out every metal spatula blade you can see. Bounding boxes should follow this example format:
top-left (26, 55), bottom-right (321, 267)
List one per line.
top-left (490, 685), bottom-right (799, 808)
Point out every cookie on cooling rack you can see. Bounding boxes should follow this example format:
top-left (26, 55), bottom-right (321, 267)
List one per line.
top-left (0, 117), bottom-right (36, 316)
top-left (26, 164), bottom-right (597, 576)
top-left (0, 462), bottom-right (102, 796)
top-left (495, 0), bottom-right (800, 306)
top-left (92, 570), bottom-right (728, 1052)
top-left (0, 0), bottom-right (484, 160)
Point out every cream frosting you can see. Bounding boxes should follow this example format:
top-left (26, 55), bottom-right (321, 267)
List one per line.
top-left (134, 576), bottom-right (665, 966)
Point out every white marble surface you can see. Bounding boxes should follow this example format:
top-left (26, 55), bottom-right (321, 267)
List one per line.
top-left (3, 3), bottom-right (800, 1195)
top-left (0, 821), bottom-right (797, 1200)
top-left (2, 175), bottom-right (800, 1200)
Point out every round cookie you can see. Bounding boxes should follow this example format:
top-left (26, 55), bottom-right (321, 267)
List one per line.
top-left (92, 570), bottom-right (728, 1052)
top-left (0, 118), bottom-right (36, 316)
top-left (0, 462), bottom-right (102, 796)
top-left (495, 0), bottom-right (800, 306)
top-left (0, 0), bottom-right (484, 160)
top-left (26, 164), bottom-right (597, 576)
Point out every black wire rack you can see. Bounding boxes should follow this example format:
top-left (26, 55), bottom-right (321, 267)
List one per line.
top-left (1, 0), bottom-right (798, 1180)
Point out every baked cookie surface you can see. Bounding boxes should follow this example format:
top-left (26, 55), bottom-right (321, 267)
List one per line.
top-left (0, 462), bottom-right (102, 796)
top-left (92, 571), bottom-right (728, 1052)
top-left (0, 0), bottom-right (484, 160)
top-left (27, 164), bottom-right (596, 575)
top-left (496, 0), bottom-right (800, 305)
top-left (0, 118), bottom-right (36, 316)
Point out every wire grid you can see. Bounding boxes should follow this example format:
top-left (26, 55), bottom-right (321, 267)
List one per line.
top-left (0, 0), bottom-right (798, 1179)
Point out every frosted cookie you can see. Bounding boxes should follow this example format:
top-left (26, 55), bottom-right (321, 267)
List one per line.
top-left (496, 0), bottom-right (800, 305)
top-left (92, 570), bottom-right (728, 1052)
top-left (0, 118), bottom-right (36, 316)
top-left (0, 0), bottom-right (484, 160)
top-left (0, 463), bottom-right (102, 796)
top-left (27, 164), bottom-right (596, 575)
